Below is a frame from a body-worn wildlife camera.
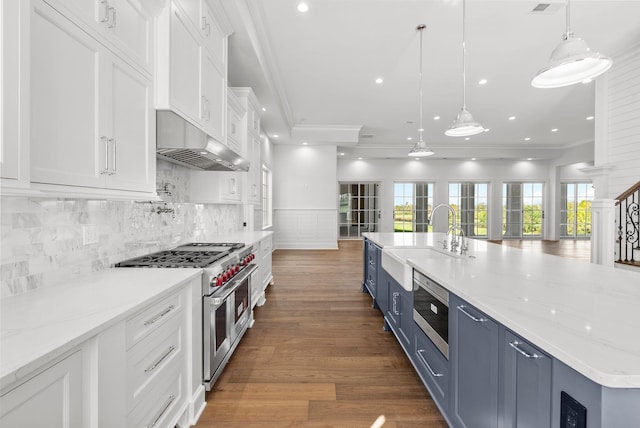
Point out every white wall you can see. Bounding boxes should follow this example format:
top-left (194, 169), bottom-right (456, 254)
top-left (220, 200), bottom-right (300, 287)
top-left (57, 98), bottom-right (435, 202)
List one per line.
top-left (273, 145), bottom-right (338, 248)
top-left (338, 157), bottom-right (584, 240)
top-left (604, 42), bottom-right (640, 198)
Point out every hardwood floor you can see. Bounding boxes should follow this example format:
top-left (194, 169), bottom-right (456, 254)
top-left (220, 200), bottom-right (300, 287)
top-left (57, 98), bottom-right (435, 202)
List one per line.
top-left (194, 238), bottom-right (591, 427)
top-left (195, 240), bottom-right (448, 427)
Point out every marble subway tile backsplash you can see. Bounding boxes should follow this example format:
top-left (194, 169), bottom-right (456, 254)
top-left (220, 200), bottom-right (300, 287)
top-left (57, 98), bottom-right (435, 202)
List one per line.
top-left (0, 160), bottom-right (243, 297)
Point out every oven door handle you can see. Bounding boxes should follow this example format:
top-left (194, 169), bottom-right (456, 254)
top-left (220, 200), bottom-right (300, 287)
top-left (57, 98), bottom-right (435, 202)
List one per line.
top-left (209, 264), bottom-right (258, 305)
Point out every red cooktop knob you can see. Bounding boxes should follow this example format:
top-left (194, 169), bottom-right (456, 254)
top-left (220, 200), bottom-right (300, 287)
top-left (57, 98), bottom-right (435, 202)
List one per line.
top-left (235, 265), bottom-right (240, 273)
top-left (216, 276), bottom-right (223, 286)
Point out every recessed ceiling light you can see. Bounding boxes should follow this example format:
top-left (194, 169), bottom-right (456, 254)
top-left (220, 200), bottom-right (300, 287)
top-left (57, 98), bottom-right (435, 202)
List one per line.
top-left (471, 158), bottom-right (476, 161)
top-left (582, 78), bottom-right (593, 84)
top-left (484, 128), bottom-right (490, 132)
top-left (464, 137), bottom-right (470, 141)
top-left (414, 158), bottom-right (421, 161)
top-left (527, 158), bottom-right (533, 161)
top-left (357, 157), bottom-right (363, 160)
top-left (551, 128), bottom-right (558, 132)
top-left (272, 134), bottom-right (279, 138)
top-left (508, 116), bottom-right (516, 121)
top-left (339, 152), bottom-right (345, 156)
top-left (433, 116), bottom-right (440, 120)
top-left (297, 2), bottom-right (309, 13)
top-left (262, 107), bottom-right (267, 112)
top-left (407, 137), bottom-right (413, 141)
top-left (478, 79), bottom-right (488, 85)
top-left (302, 142), bottom-right (308, 145)
top-left (524, 137), bottom-right (531, 141)
top-left (586, 116), bottom-right (594, 121)
top-left (375, 77), bottom-right (383, 84)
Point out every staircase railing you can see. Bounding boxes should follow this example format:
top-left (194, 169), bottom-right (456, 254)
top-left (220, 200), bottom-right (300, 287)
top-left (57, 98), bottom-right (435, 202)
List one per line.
top-left (615, 180), bottom-right (640, 267)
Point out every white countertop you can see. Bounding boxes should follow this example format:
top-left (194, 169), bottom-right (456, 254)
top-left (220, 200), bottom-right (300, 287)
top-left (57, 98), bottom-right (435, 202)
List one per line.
top-left (213, 230), bottom-right (273, 247)
top-left (0, 268), bottom-right (202, 389)
top-left (365, 233), bottom-right (640, 388)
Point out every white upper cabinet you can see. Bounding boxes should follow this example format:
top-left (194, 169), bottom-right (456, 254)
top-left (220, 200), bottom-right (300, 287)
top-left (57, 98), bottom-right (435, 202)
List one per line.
top-left (28, 0), bottom-right (155, 195)
top-left (42, 0), bottom-right (154, 74)
top-left (232, 88), bottom-right (262, 205)
top-left (1, 0), bottom-right (23, 183)
top-left (156, 0), bottom-right (231, 146)
top-left (226, 88), bottom-right (245, 156)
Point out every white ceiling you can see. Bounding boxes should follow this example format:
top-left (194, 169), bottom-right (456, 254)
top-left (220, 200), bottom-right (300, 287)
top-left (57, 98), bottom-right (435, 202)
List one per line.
top-left (221, 0), bottom-right (640, 160)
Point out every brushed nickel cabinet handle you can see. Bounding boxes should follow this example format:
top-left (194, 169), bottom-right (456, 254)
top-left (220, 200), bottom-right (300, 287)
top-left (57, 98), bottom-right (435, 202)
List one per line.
top-left (144, 305), bottom-right (175, 326)
top-left (145, 394), bottom-right (175, 428)
top-left (417, 349), bottom-right (444, 377)
top-left (100, 136), bottom-right (109, 174)
top-left (457, 305), bottom-right (487, 322)
top-left (99, 0), bottom-right (109, 23)
top-left (144, 345), bottom-right (176, 373)
top-left (107, 6), bottom-right (116, 28)
top-left (509, 340), bottom-right (540, 359)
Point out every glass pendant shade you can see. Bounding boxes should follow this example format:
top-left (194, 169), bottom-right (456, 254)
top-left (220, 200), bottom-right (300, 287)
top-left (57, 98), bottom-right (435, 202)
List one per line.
top-left (531, 33), bottom-right (612, 88)
top-left (408, 139), bottom-right (434, 157)
top-left (445, 107), bottom-right (485, 136)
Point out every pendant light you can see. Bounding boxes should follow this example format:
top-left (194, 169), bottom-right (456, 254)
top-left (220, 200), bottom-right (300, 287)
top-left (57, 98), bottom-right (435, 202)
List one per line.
top-left (445, 0), bottom-right (485, 137)
top-left (531, 0), bottom-right (612, 88)
top-left (408, 24), bottom-right (434, 157)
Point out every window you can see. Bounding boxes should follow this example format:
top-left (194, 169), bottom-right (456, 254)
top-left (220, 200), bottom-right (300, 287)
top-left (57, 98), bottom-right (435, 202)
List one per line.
top-left (561, 182), bottom-right (593, 238)
top-left (393, 182), bottom-right (434, 232)
top-left (448, 183), bottom-right (488, 237)
top-left (502, 182), bottom-right (544, 238)
top-left (339, 182), bottom-right (380, 238)
top-left (262, 166), bottom-right (272, 228)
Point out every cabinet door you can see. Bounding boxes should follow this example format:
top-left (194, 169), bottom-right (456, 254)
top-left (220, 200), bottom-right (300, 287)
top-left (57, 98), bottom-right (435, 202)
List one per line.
top-left (502, 330), bottom-right (551, 428)
top-left (1, 0), bottom-right (20, 181)
top-left (201, 1), bottom-right (226, 66)
top-left (376, 268), bottom-right (389, 314)
top-left (247, 137), bottom-right (261, 204)
top-left (107, 0), bottom-right (153, 73)
top-left (169, 3), bottom-right (200, 123)
top-left (30, 0), bottom-right (106, 188)
top-left (452, 296), bottom-right (500, 428)
top-left (106, 55), bottom-right (154, 192)
top-left (201, 53), bottom-right (225, 142)
top-left (220, 172), bottom-right (241, 202)
top-left (0, 350), bottom-right (84, 427)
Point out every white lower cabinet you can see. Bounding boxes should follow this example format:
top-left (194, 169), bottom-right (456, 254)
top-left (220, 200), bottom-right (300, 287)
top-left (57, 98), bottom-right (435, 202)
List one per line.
top-left (0, 277), bottom-right (202, 428)
top-left (0, 350), bottom-right (85, 427)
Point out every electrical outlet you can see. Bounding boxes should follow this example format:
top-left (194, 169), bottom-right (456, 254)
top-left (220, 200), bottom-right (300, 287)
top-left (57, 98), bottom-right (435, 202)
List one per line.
top-left (82, 225), bottom-right (99, 245)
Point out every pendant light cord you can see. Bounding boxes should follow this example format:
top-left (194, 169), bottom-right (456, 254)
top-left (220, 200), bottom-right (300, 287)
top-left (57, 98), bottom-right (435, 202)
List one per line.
top-left (565, 0), bottom-right (573, 39)
top-left (462, 0), bottom-right (467, 110)
top-left (417, 24), bottom-right (425, 142)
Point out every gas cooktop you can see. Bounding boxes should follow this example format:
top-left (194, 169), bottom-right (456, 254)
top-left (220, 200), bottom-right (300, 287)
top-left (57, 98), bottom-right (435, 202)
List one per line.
top-left (114, 242), bottom-right (245, 268)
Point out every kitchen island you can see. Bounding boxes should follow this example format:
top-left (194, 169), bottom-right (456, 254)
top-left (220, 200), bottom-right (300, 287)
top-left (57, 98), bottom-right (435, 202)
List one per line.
top-left (363, 232), bottom-right (640, 428)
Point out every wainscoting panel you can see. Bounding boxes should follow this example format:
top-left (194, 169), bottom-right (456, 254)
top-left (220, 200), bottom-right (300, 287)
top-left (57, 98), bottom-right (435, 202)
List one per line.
top-left (274, 209), bottom-right (338, 249)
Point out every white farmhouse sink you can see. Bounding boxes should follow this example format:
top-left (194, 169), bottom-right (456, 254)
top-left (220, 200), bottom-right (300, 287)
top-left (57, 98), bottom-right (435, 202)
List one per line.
top-left (381, 247), bottom-right (471, 292)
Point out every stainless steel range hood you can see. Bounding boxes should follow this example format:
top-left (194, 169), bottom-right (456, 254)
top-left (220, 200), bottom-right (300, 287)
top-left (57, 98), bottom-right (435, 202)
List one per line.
top-left (156, 110), bottom-right (250, 172)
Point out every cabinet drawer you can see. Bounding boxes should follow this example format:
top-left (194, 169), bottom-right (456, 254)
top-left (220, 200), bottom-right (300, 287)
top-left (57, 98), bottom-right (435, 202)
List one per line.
top-left (127, 365), bottom-right (184, 428)
top-left (261, 236), bottom-right (273, 255)
top-left (414, 327), bottom-right (449, 407)
top-left (127, 313), bottom-right (184, 410)
top-left (126, 291), bottom-right (183, 349)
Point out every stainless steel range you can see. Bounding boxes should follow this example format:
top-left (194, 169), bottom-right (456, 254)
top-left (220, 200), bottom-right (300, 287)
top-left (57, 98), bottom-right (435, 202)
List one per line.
top-left (114, 242), bottom-right (257, 390)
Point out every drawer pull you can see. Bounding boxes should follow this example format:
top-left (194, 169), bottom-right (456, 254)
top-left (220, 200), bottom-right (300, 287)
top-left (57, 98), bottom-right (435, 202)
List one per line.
top-left (509, 340), bottom-right (540, 359)
top-left (457, 305), bottom-right (487, 322)
top-left (145, 394), bottom-right (175, 428)
top-left (144, 305), bottom-right (175, 326)
top-left (417, 349), bottom-right (444, 377)
top-left (144, 345), bottom-right (176, 373)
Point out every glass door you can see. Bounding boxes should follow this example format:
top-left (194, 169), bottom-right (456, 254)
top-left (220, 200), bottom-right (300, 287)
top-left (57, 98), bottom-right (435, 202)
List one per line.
top-left (339, 182), bottom-right (380, 238)
top-left (502, 182), bottom-right (544, 238)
